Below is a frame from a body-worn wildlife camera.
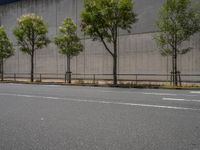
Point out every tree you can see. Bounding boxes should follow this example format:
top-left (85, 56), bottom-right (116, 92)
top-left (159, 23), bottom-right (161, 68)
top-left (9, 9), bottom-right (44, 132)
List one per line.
top-left (0, 26), bottom-right (14, 81)
top-left (154, 0), bottom-right (200, 86)
top-left (13, 14), bottom-right (50, 82)
top-left (54, 18), bottom-right (83, 84)
top-left (81, 0), bottom-right (137, 85)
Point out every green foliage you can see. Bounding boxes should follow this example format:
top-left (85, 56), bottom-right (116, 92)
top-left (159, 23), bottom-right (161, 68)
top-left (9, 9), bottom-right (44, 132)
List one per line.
top-left (0, 26), bottom-right (14, 60)
top-left (54, 18), bottom-right (83, 57)
top-left (13, 13), bottom-right (50, 82)
top-left (81, 0), bottom-right (137, 85)
top-left (81, 0), bottom-right (137, 55)
top-left (155, 0), bottom-right (200, 56)
top-left (13, 13), bottom-right (50, 55)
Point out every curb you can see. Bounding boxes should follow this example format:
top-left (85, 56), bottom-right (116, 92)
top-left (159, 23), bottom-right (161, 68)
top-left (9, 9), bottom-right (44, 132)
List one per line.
top-left (0, 81), bottom-right (200, 90)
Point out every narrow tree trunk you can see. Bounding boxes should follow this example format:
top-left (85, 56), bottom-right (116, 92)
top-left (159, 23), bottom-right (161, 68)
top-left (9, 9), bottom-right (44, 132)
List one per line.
top-left (171, 38), bottom-right (178, 87)
top-left (172, 53), bottom-right (178, 86)
top-left (31, 52), bottom-right (34, 82)
top-left (0, 59), bottom-right (3, 81)
top-left (0, 60), bottom-right (1, 81)
top-left (113, 39), bottom-right (117, 86)
top-left (172, 54), bottom-right (175, 86)
top-left (31, 30), bottom-right (35, 83)
top-left (67, 55), bottom-right (71, 84)
top-left (113, 55), bottom-right (117, 86)
top-left (174, 47), bottom-right (178, 86)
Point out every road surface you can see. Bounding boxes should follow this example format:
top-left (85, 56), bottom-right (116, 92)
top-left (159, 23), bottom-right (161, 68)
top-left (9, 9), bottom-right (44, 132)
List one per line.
top-left (0, 83), bottom-right (200, 150)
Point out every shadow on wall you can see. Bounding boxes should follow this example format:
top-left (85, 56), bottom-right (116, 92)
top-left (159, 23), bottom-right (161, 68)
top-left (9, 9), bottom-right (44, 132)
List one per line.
top-left (0, 0), bottom-right (20, 5)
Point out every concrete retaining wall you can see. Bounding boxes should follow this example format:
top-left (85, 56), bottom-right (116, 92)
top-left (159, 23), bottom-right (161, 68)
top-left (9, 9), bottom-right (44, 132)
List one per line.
top-left (0, 0), bottom-right (200, 77)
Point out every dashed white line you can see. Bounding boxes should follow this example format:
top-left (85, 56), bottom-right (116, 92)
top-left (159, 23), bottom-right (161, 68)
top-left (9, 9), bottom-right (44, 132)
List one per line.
top-left (190, 91), bottom-right (200, 94)
top-left (100, 90), bottom-right (198, 97)
top-left (163, 98), bottom-right (200, 103)
top-left (143, 92), bottom-right (177, 96)
top-left (163, 98), bottom-right (185, 101)
top-left (0, 93), bottom-right (200, 111)
top-left (100, 90), bottom-right (177, 96)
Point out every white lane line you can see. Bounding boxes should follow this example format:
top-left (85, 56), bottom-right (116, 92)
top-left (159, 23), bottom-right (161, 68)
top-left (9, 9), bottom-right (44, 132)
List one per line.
top-left (100, 90), bottom-right (137, 94)
top-left (163, 98), bottom-right (200, 103)
top-left (0, 93), bottom-right (199, 111)
top-left (101, 90), bottom-right (199, 97)
top-left (143, 92), bottom-right (177, 96)
top-left (6, 83), bottom-right (25, 86)
top-left (5, 83), bottom-right (60, 88)
top-left (180, 94), bottom-right (198, 97)
top-left (101, 90), bottom-right (177, 96)
top-left (190, 91), bottom-right (200, 94)
top-left (40, 85), bottom-right (60, 87)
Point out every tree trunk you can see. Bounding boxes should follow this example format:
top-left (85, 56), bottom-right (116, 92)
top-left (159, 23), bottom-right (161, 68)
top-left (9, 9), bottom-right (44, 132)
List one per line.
top-left (67, 55), bottom-right (71, 84)
top-left (31, 52), bottom-right (34, 82)
top-left (171, 48), bottom-right (178, 86)
top-left (174, 47), bottom-right (178, 86)
top-left (113, 39), bottom-right (118, 86)
top-left (172, 54), bottom-right (174, 86)
top-left (0, 59), bottom-right (3, 81)
top-left (30, 29), bottom-right (35, 83)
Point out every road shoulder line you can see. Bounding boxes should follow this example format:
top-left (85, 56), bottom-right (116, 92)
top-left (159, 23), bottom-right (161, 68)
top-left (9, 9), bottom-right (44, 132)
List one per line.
top-left (0, 93), bottom-right (200, 111)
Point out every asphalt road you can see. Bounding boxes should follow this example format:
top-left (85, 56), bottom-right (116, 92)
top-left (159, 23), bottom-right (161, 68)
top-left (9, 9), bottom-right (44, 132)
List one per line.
top-left (0, 83), bottom-right (200, 150)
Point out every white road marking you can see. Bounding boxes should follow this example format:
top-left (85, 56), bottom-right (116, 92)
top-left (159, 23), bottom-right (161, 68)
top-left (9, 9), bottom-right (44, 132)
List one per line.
top-left (100, 90), bottom-right (137, 94)
top-left (163, 98), bottom-right (185, 101)
top-left (101, 90), bottom-right (177, 96)
top-left (190, 91), bottom-right (200, 94)
top-left (1, 83), bottom-right (198, 97)
top-left (40, 85), bottom-right (60, 87)
top-left (0, 93), bottom-right (200, 111)
top-left (5, 83), bottom-right (60, 88)
top-left (3, 83), bottom-right (24, 86)
top-left (180, 94), bottom-right (198, 97)
top-left (143, 92), bottom-right (177, 96)
top-left (163, 98), bottom-right (200, 103)
top-left (101, 90), bottom-right (198, 97)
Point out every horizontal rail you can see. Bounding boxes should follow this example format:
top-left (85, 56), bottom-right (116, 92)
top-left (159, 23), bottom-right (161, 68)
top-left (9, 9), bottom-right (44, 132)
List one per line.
top-left (3, 73), bottom-right (200, 76)
top-left (1, 73), bottom-right (200, 84)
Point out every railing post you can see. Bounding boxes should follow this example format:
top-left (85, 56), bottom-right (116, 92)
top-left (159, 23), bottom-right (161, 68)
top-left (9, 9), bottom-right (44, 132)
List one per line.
top-left (69, 72), bottom-right (72, 84)
top-left (135, 74), bottom-right (138, 85)
top-left (65, 73), bottom-right (67, 83)
top-left (178, 71), bottom-right (182, 87)
top-left (93, 74), bottom-right (96, 84)
top-left (66, 72), bottom-right (72, 84)
top-left (14, 73), bottom-right (16, 81)
top-left (40, 74), bottom-right (42, 82)
top-left (170, 71), bottom-right (173, 86)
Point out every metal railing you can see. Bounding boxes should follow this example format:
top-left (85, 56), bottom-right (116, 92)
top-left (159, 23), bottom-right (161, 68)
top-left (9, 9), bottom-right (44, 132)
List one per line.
top-left (1, 72), bottom-right (200, 85)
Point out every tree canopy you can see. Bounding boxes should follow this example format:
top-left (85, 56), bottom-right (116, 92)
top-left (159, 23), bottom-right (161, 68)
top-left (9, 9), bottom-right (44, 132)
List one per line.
top-left (13, 13), bottom-right (50, 82)
top-left (155, 0), bottom-right (200, 56)
top-left (0, 26), bottom-right (14, 60)
top-left (13, 14), bottom-right (49, 55)
top-left (54, 17), bottom-right (83, 84)
top-left (54, 18), bottom-right (83, 58)
top-left (154, 0), bottom-right (200, 86)
top-left (81, 0), bottom-right (137, 85)
top-left (0, 26), bottom-right (14, 81)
